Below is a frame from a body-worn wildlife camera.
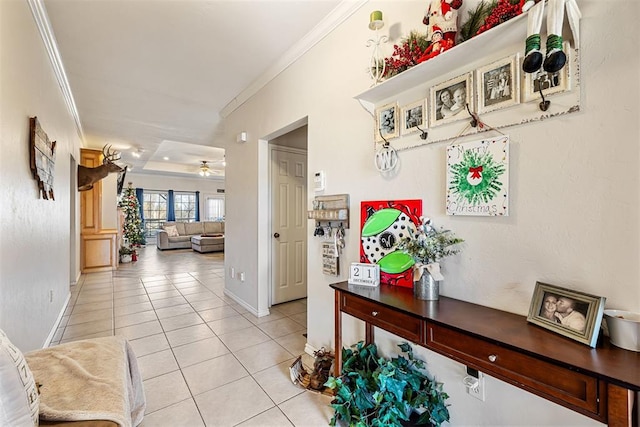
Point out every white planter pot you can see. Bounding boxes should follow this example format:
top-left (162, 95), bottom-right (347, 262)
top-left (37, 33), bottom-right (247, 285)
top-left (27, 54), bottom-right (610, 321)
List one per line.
top-left (120, 254), bottom-right (132, 263)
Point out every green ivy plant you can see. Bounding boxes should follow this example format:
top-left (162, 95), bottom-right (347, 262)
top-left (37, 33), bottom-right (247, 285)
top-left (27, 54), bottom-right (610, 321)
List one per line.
top-left (325, 341), bottom-right (450, 427)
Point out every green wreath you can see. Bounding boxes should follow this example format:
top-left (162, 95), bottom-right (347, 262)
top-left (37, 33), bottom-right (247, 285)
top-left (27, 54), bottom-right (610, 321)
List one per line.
top-left (449, 149), bottom-right (505, 205)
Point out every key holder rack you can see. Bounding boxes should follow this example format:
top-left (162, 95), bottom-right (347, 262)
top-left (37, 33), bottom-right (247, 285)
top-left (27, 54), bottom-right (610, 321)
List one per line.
top-left (308, 194), bottom-right (350, 230)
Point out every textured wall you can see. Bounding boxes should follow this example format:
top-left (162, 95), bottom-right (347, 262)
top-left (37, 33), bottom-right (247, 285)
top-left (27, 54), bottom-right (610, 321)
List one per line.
top-left (0, 0), bottom-right (83, 350)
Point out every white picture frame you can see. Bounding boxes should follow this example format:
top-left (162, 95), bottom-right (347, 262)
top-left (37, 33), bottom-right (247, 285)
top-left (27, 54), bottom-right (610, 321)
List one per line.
top-left (430, 72), bottom-right (473, 127)
top-left (374, 102), bottom-right (399, 142)
top-left (522, 42), bottom-right (571, 102)
top-left (400, 99), bottom-right (427, 136)
top-left (476, 54), bottom-right (520, 114)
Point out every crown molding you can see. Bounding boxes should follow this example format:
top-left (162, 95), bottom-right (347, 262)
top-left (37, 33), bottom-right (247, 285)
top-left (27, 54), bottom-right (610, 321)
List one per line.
top-left (27, 0), bottom-right (84, 142)
top-left (220, 0), bottom-right (367, 118)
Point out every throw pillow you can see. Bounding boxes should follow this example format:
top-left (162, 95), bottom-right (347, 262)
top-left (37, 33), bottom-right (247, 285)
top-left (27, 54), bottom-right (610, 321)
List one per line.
top-left (164, 225), bottom-right (179, 237)
top-left (0, 329), bottom-right (40, 426)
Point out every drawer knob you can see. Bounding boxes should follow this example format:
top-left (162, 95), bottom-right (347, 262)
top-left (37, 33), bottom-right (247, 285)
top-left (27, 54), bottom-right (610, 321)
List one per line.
top-left (372, 311), bottom-right (378, 317)
top-left (488, 354), bottom-right (497, 362)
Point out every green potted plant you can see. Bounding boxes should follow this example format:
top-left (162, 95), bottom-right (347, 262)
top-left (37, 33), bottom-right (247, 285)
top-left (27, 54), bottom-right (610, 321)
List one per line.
top-left (325, 341), bottom-right (450, 427)
top-left (119, 246), bottom-right (134, 263)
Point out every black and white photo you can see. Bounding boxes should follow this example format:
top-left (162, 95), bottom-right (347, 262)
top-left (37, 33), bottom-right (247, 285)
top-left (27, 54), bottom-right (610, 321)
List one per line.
top-left (476, 54), bottom-right (520, 114)
top-left (401, 99), bottom-right (427, 136)
top-left (374, 102), bottom-right (399, 142)
top-left (522, 41), bottom-right (571, 102)
top-left (430, 73), bottom-right (472, 127)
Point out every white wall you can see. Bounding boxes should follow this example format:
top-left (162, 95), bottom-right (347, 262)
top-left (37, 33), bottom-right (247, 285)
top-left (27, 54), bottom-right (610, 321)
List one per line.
top-left (0, 0), bottom-right (82, 351)
top-left (222, 1), bottom-right (639, 425)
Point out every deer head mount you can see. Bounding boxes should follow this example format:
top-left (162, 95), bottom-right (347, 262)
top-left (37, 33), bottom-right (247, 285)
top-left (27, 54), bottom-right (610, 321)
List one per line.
top-left (78, 145), bottom-right (124, 191)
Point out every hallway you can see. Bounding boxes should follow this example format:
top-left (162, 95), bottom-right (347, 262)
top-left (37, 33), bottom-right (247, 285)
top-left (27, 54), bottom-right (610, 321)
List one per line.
top-left (52, 247), bottom-right (332, 426)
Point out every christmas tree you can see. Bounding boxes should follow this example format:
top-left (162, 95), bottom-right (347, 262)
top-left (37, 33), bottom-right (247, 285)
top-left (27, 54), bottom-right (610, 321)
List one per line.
top-left (119, 183), bottom-right (145, 246)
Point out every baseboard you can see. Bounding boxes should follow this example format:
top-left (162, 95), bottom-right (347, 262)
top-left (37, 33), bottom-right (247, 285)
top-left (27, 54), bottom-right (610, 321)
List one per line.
top-left (71, 271), bottom-right (81, 285)
top-left (304, 342), bottom-right (319, 357)
top-left (43, 291), bottom-right (71, 348)
top-left (222, 289), bottom-right (269, 317)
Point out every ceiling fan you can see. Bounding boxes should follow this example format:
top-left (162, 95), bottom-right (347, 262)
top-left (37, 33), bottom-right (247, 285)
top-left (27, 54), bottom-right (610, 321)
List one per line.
top-left (198, 160), bottom-right (211, 177)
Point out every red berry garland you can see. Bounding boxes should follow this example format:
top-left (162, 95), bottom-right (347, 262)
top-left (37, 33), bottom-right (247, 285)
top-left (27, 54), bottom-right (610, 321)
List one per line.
top-left (476, 0), bottom-right (522, 35)
top-left (382, 31), bottom-right (430, 78)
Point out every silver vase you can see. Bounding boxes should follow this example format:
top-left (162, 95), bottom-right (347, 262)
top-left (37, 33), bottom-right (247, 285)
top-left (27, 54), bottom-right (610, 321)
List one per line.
top-left (414, 271), bottom-right (439, 300)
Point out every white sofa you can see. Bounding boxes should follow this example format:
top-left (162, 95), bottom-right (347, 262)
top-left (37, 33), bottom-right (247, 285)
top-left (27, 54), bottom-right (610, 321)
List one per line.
top-left (156, 221), bottom-right (224, 251)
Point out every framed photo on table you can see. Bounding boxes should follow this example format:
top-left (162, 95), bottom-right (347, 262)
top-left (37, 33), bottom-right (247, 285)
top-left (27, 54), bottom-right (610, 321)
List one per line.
top-left (374, 102), bottom-right (399, 142)
top-left (430, 73), bottom-right (473, 127)
top-left (476, 54), bottom-right (520, 114)
top-left (526, 282), bottom-right (606, 347)
top-left (400, 99), bottom-right (427, 136)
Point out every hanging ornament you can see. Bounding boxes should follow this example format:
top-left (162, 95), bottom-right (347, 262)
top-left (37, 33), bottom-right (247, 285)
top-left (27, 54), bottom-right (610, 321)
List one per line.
top-left (374, 143), bottom-right (399, 173)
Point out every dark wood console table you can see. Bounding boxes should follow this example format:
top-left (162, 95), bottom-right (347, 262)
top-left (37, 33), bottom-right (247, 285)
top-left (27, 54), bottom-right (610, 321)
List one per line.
top-left (331, 281), bottom-right (640, 426)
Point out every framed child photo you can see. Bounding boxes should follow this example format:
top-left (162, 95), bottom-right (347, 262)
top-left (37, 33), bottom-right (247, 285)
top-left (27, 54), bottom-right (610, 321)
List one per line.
top-left (522, 42), bottom-right (571, 102)
top-left (374, 102), bottom-right (399, 142)
top-left (400, 99), bottom-right (427, 136)
top-left (476, 54), bottom-right (520, 114)
top-left (430, 73), bottom-right (473, 127)
top-left (526, 281), bottom-right (606, 347)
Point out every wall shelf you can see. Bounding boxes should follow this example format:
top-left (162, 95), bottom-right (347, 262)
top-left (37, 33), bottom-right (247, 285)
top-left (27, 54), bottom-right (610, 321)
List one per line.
top-left (354, 8), bottom-right (581, 149)
top-left (355, 12), bottom-right (529, 106)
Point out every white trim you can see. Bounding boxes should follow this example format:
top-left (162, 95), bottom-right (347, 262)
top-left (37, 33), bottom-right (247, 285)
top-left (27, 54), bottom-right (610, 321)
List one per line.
top-left (304, 342), bottom-right (320, 357)
top-left (223, 288), bottom-right (270, 317)
top-left (71, 271), bottom-right (81, 286)
top-left (27, 0), bottom-right (84, 142)
top-left (43, 291), bottom-right (71, 348)
top-left (220, 0), bottom-right (366, 118)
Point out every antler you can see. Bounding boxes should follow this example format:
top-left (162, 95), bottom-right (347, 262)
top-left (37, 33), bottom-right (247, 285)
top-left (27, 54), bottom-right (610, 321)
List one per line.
top-left (78, 145), bottom-right (124, 191)
top-left (102, 144), bottom-right (121, 164)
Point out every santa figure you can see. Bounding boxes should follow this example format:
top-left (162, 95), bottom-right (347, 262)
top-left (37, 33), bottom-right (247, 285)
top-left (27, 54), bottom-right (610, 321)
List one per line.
top-left (417, 26), bottom-right (453, 63)
top-left (423, 0), bottom-right (463, 46)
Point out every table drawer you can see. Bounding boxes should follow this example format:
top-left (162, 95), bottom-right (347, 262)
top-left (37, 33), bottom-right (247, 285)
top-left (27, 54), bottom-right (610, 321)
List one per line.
top-left (342, 293), bottom-right (424, 344)
top-left (427, 323), bottom-right (604, 421)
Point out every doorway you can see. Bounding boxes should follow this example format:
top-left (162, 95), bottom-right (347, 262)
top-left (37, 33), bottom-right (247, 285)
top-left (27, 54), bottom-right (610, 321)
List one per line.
top-left (69, 155), bottom-right (77, 285)
top-left (269, 125), bottom-right (308, 305)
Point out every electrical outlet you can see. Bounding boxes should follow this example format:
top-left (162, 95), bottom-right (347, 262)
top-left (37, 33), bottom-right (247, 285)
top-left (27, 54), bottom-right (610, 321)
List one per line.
top-left (229, 267), bottom-right (235, 279)
top-left (465, 371), bottom-right (485, 401)
top-left (49, 290), bottom-right (54, 303)
top-left (239, 272), bottom-right (245, 282)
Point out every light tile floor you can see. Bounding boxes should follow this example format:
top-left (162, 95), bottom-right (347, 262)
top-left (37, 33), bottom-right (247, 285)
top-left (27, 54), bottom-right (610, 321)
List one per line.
top-left (52, 246), bottom-right (333, 426)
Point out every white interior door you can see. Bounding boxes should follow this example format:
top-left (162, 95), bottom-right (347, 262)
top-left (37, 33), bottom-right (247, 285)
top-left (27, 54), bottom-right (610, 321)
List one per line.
top-left (271, 147), bottom-right (307, 305)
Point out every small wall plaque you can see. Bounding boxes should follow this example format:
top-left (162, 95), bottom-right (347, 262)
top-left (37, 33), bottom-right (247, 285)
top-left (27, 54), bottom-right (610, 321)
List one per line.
top-left (29, 116), bottom-right (56, 200)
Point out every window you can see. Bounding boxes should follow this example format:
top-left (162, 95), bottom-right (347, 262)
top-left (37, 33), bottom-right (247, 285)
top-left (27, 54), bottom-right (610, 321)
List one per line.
top-left (174, 192), bottom-right (197, 222)
top-left (206, 196), bottom-right (225, 221)
top-left (143, 191), bottom-right (167, 238)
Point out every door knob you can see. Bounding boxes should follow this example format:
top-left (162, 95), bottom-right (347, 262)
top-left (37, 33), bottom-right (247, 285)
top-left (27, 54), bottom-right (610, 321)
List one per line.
top-left (273, 233), bottom-right (280, 238)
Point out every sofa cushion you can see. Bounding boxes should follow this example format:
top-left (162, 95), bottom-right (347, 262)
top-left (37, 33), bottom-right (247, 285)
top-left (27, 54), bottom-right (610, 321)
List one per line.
top-left (183, 222), bottom-right (204, 235)
top-left (163, 225), bottom-right (179, 237)
top-left (203, 222), bottom-right (223, 234)
top-left (0, 329), bottom-right (40, 426)
top-left (174, 222), bottom-right (186, 235)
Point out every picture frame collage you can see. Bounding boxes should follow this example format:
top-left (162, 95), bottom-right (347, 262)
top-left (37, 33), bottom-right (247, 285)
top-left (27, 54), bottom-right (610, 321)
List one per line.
top-left (374, 43), bottom-right (572, 142)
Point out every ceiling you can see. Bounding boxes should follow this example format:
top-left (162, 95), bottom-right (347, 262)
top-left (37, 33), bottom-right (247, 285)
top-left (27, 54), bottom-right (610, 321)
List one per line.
top-left (43, 0), bottom-right (350, 178)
